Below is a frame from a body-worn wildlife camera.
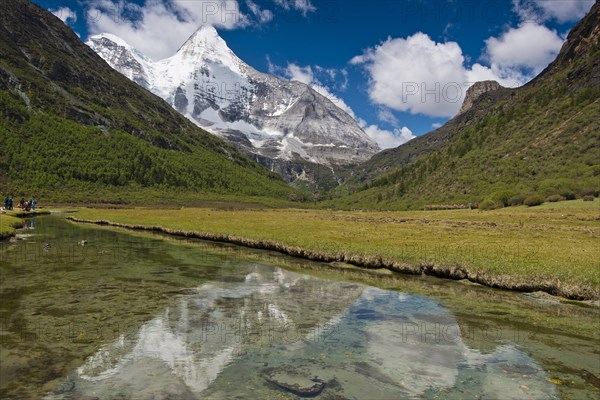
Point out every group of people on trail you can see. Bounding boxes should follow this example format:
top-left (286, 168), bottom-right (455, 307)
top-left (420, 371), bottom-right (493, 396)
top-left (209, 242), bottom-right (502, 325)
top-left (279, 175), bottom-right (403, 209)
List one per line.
top-left (3, 196), bottom-right (13, 210)
top-left (2, 196), bottom-right (37, 212)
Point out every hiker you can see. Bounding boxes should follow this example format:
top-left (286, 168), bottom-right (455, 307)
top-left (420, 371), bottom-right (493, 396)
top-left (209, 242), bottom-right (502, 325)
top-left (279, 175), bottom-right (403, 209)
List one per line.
top-left (8, 196), bottom-right (13, 210)
top-left (19, 198), bottom-right (25, 209)
top-left (31, 198), bottom-right (37, 210)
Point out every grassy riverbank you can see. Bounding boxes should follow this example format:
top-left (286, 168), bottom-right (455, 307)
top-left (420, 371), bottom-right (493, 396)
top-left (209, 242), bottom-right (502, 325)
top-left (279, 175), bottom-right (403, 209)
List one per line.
top-left (70, 200), bottom-right (599, 299)
top-left (0, 209), bottom-right (52, 239)
top-left (0, 213), bottom-right (22, 239)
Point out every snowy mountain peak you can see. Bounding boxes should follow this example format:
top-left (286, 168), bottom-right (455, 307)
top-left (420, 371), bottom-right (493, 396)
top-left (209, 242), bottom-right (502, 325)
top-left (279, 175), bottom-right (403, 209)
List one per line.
top-left (189, 24), bottom-right (219, 42)
top-left (176, 25), bottom-right (241, 67)
top-left (88, 28), bottom-right (379, 174)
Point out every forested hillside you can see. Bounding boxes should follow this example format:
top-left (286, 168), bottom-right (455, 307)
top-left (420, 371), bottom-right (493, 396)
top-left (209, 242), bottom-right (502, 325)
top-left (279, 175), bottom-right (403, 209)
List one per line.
top-left (0, 0), bottom-right (299, 204)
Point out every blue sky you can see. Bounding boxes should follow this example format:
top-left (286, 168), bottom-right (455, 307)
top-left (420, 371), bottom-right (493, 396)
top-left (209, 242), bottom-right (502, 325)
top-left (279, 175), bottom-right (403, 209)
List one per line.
top-left (36, 0), bottom-right (593, 148)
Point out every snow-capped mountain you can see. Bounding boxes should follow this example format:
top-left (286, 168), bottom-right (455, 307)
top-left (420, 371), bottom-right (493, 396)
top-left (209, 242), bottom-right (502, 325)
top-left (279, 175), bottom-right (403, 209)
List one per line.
top-left (87, 26), bottom-right (379, 177)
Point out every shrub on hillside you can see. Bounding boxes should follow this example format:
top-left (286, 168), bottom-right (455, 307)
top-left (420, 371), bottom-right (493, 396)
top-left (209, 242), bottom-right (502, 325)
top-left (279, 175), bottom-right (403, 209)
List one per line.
top-left (583, 195), bottom-right (595, 201)
top-left (582, 189), bottom-right (600, 197)
top-left (479, 198), bottom-right (502, 210)
top-left (546, 194), bottom-right (564, 202)
top-left (509, 194), bottom-right (527, 206)
top-left (562, 191), bottom-right (576, 200)
top-left (524, 194), bottom-right (545, 207)
top-left (491, 190), bottom-right (516, 207)
top-left (538, 179), bottom-right (571, 197)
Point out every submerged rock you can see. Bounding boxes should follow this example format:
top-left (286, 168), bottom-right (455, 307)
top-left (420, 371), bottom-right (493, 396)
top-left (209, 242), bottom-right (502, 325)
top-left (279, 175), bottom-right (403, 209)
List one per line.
top-left (265, 371), bottom-right (326, 397)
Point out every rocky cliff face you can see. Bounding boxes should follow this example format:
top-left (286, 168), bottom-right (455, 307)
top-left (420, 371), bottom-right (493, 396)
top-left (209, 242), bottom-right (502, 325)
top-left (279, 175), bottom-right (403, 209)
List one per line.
top-left (533, 0), bottom-right (600, 91)
top-left (458, 80), bottom-right (503, 115)
top-left (87, 27), bottom-right (379, 185)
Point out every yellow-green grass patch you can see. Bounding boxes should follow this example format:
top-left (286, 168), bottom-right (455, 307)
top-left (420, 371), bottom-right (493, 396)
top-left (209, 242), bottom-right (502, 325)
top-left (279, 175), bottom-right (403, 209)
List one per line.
top-left (70, 201), bottom-right (600, 299)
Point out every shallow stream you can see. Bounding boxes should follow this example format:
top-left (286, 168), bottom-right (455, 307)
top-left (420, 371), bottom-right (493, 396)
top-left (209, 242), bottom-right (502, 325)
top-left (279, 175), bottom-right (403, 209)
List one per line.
top-left (0, 215), bottom-right (598, 399)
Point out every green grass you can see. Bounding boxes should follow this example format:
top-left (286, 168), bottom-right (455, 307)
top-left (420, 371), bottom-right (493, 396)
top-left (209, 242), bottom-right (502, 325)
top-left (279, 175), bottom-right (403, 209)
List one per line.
top-left (71, 199), bottom-right (600, 299)
top-left (9, 185), bottom-right (308, 209)
top-left (0, 213), bottom-right (23, 239)
top-left (532, 199), bottom-right (599, 210)
top-left (3, 208), bottom-right (51, 216)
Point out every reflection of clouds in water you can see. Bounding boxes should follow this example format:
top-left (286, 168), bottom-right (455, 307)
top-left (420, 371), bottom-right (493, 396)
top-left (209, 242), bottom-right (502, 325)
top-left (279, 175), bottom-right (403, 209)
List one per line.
top-left (468, 345), bottom-right (557, 400)
top-left (356, 287), bottom-right (461, 395)
top-left (359, 287), bottom-right (557, 399)
top-left (397, 292), bottom-right (410, 302)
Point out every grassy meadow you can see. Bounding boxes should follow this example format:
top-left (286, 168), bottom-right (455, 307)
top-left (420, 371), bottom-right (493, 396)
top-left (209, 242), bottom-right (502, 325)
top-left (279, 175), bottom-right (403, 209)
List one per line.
top-left (0, 213), bottom-right (22, 239)
top-left (70, 199), bottom-right (600, 299)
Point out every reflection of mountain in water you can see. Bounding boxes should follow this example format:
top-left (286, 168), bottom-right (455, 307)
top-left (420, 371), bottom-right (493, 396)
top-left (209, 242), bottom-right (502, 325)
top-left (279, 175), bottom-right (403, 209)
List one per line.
top-left (48, 270), bottom-right (556, 399)
top-left (356, 288), bottom-right (557, 399)
top-left (47, 265), bottom-right (363, 398)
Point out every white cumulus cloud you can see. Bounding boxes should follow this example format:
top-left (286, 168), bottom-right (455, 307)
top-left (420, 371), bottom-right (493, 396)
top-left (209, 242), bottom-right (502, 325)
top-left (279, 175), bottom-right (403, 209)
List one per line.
top-left (513, 0), bottom-right (594, 23)
top-left (85, 0), bottom-right (251, 60)
top-left (283, 63), bottom-right (314, 84)
top-left (351, 33), bottom-right (510, 118)
top-left (377, 108), bottom-right (400, 127)
top-left (351, 27), bottom-right (564, 118)
top-left (84, 0), bottom-right (317, 61)
top-left (51, 6), bottom-right (77, 24)
top-left (484, 23), bottom-right (564, 76)
top-left (358, 120), bottom-right (415, 149)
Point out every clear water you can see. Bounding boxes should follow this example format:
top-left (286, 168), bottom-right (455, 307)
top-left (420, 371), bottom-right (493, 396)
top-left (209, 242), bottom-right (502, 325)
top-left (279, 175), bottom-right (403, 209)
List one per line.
top-left (0, 215), bottom-right (598, 399)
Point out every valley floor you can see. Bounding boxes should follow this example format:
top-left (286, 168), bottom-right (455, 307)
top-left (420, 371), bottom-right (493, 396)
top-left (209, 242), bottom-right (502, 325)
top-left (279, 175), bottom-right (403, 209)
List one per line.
top-left (66, 200), bottom-right (600, 300)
